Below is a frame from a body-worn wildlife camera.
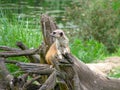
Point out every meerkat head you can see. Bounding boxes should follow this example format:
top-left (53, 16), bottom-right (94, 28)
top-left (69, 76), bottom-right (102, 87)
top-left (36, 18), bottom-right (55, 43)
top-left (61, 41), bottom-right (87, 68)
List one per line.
top-left (50, 29), bottom-right (65, 39)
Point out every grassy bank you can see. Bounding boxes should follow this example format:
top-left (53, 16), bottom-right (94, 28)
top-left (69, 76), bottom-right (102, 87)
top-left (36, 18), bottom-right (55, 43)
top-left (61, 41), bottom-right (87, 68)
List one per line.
top-left (0, 12), bottom-right (42, 74)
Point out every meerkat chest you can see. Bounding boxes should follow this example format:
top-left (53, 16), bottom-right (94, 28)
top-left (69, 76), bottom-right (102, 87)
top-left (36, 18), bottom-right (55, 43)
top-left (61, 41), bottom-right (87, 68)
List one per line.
top-left (56, 39), bottom-right (70, 55)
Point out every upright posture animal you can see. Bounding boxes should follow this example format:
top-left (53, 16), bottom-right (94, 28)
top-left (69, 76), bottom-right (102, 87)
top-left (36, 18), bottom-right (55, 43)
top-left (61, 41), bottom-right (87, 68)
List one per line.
top-left (45, 29), bottom-right (70, 65)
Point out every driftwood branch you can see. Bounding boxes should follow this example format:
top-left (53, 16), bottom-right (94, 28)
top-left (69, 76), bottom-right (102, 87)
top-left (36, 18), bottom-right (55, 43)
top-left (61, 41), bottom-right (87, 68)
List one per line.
top-left (39, 71), bottom-right (56, 90)
top-left (16, 41), bottom-right (40, 63)
top-left (0, 46), bottom-right (20, 51)
top-left (17, 62), bottom-right (54, 75)
top-left (0, 49), bottom-right (38, 58)
top-left (0, 58), bottom-right (14, 89)
top-left (23, 75), bottom-right (41, 89)
top-left (41, 14), bottom-right (58, 47)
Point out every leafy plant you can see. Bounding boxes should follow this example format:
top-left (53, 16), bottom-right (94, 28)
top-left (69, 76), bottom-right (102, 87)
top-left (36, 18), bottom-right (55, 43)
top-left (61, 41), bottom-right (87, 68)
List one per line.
top-left (65, 0), bottom-right (120, 53)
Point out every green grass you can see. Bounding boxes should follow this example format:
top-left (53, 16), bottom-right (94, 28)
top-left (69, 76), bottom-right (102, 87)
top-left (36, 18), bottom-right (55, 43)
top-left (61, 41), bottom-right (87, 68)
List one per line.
top-left (70, 39), bottom-right (108, 63)
top-left (0, 16), bottom-right (42, 48)
top-left (0, 11), bottom-right (42, 75)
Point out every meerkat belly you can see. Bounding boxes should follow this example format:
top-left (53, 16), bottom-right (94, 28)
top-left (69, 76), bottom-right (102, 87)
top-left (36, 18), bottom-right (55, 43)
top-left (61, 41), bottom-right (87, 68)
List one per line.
top-left (59, 45), bottom-right (70, 55)
top-left (45, 43), bottom-right (58, 65)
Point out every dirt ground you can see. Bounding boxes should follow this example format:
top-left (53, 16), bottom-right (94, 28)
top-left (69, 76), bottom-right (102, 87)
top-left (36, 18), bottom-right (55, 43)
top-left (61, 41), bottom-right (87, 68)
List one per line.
top-left (86, 56), bottom-right (120, 76)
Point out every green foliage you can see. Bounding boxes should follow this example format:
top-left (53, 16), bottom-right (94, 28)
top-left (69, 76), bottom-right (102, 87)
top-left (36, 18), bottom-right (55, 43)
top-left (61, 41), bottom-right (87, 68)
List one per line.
top-left (0, 10), bottom-right (42, 74)
top-left (0, 10), bottom-right (42, 48)
top-left (112, 47), bottom-right (120, 56)
top-left (65, 0), bottom-right (120, 53)
top-left (70, 39), bottom-right (108, 63)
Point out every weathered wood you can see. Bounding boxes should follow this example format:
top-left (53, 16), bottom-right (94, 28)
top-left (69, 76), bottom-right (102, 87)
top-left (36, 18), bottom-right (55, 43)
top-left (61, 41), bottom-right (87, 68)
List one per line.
top-left (39, 71), bottom-right (56, 90)
top-left (0, 58), bottom-right (14, 89)
top-left (17, 62), bottom-right (54, 75)
top-left (23, 75), bottom-right (41, 89)
top-left (72, 54), bottom-right (120, 90)
top-left (41, 14), bottom-right (58, 47)
top-left (16, 41), bottom-right (40, 63)
top-left (0, 46), bottom-right (20, 51)
top-left (0, 49), bottom-right (38, 57)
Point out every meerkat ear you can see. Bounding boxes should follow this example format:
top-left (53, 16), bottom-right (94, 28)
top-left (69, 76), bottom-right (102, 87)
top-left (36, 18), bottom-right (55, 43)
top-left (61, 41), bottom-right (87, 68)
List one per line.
top-left (60, 32), bottom-right (63, 37)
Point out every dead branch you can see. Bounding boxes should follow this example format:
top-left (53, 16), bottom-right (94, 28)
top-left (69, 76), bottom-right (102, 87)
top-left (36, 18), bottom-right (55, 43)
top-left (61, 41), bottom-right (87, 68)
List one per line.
top-left (0, 58), bottom-right (14, 89)
top-left (16, 41), bottom-right (40, 63)
top-left (0, 46), bottom-right (20, 51)
top-left (16, 42), bottom-right (29, 50)
top-left (17, 62), bottom-right (54, 75)
top-left (0, 49), bottom-right (38, 58)
top-left (39, 71), bottom-right (56, 90)
top-left (23, 75), bottom-right (41, 89)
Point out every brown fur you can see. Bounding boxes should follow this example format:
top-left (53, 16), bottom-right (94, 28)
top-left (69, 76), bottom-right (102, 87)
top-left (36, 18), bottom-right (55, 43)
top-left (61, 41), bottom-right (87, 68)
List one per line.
top-left (45, 43), bottom-right (57, 65)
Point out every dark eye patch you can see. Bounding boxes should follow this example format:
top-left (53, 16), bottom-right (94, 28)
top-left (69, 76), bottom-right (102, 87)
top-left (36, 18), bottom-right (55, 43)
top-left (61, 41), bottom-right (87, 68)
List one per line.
top-left (60, 32), bottom-right (63, 36)
top-left (53, 32), bottom-right (56, 34)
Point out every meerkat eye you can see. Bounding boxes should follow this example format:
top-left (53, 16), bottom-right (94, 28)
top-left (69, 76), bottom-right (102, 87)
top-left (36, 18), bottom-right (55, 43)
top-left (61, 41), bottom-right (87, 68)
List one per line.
top-left (60, 32), bottom-right (63, 36)
top-left (53, 32), bottom-right (56, 34)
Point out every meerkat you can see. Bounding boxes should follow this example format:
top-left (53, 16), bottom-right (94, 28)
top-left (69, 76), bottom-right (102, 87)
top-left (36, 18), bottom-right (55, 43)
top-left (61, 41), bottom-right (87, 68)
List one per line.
top-left (45, 29), bottom-right (70, 65)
